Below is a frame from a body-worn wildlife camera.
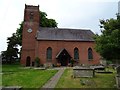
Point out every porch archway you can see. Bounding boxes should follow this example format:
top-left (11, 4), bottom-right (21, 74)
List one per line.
top-left (56, 48), bottom-right (71, 66)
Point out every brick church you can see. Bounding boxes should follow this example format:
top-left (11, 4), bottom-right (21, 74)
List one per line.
top-left (21, 4), bottom-right (101, 66)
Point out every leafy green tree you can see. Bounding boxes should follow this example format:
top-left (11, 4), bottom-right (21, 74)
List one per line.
top-left (2, 11), bottom-right (57, 64)
top-left (16, 22), bottom-right (23, 46)
top-left (40, 11), bottom-right (57, 27)
top-left (94, 14), bottom-right (120, 63)
top-left (2, 33), bottom-right (19, 64)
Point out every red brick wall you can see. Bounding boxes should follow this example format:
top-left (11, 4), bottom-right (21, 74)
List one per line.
top-left (36, 40), bottom-right (100, 65)
top-left (21, 5), bottom-right (101, 66)
top-left (21, 5), bottom-right (39, 66)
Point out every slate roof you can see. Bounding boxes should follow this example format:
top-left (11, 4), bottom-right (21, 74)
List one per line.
top-left (36, 27), bottom-right (95, 41)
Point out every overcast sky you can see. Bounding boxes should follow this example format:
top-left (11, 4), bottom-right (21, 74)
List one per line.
top-left (0, 0), bottom-right (119, 52)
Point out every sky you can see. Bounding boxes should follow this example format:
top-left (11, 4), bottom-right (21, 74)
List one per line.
top-left (0, 0), bottom-right (119, 53)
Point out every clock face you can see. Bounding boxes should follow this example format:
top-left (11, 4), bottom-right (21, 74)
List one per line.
top-left (27, 28), bottom-right (32, 33)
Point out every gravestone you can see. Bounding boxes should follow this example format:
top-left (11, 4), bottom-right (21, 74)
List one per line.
top-left (116, 65), bottom-right (120, 89)
top-left (90, 65), bottom-right (105, 70)
top-left (117, 66), bottom-right (120, 75)
top-left (73, 66), bottom-right (95, 78)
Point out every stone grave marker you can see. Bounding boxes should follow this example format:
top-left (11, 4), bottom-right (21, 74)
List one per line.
top-left (116, 65), bottom-right (120, 89)
top-left (73, 66), bottom-right (95, 78)
top-left (117, 65), bottom-right (120, 75)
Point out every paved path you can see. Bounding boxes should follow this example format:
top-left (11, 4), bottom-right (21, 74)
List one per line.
top-left (42, 67), bottom-right (65, 88)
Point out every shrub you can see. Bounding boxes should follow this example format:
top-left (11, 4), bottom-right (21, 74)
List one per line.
top-left (35, 57), bottom-right (40, 67)
top-left (70, 58), bottom-right (75, 67)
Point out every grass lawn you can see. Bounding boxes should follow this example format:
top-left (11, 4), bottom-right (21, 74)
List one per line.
top-left (56, 68), bottom-right (116, 88)
top-left (2, 65), bottom-right (57, 88)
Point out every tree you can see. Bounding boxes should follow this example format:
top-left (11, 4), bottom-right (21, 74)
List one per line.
top-left (94, 14), bottom-right (120, 63)
top-left (2, 33), bottom-right (19, 64)
top-left (40, 11), bottom-right (57, 27)
top-left (2, 11), bottom-right (58, 64)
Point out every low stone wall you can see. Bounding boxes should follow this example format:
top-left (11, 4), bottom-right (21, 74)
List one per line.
top-left (73, 66), bottom-right (95, 78)
top-left (116, 75), bottom-right (120, 89)
top-left (2, 86), bottom-right (22, 90)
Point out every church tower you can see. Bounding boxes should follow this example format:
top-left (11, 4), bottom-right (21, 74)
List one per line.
top-left (21, 4), bottom-right (39, 66)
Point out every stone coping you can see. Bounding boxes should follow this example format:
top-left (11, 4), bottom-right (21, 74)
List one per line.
top-left (20, 67), bottom-right (46, 70)
top-left (33, 67), bottom-right (46, 70)
top-left (73, 66), bottom-right (94, 70)
top-left (73, 68), bottom-right (94, 70)
top-left (2, 86), bottom-right (22, 90)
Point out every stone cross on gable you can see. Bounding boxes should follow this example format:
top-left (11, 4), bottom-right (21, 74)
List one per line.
top-left (116, 66), bottom-right (120, 76)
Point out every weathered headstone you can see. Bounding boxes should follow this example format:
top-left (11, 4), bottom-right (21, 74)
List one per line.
top-left (100, 59), bottom-right (107, 66)
top-left (116, 65), bottom-right (120, 89)
top-left (90, 65), bottom-right (105, 70)
top-left (73, 66), bottom-right (95, 78)
top-left (117, 66), bottom-right (120, 75)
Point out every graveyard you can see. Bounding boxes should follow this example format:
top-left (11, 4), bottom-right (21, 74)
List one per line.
top-left (1, 64), bottom-right (119, 88)
top-left (1, 65), bottom-right (57, 88)
top-left (56, 67), bottom-right (117, 88)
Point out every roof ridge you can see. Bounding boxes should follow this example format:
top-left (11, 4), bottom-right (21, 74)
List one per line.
top-left (39, 27), bottom-right (91, 31)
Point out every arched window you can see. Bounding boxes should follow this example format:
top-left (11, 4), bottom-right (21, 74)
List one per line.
top-left (46, 47), bottom-right (52, 60)
top-left (88, 48), bottom-right (93, 60)
top-left (74, 48), bottom-right (79, 60)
